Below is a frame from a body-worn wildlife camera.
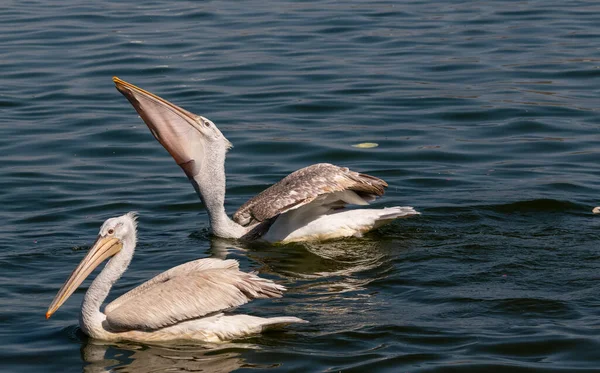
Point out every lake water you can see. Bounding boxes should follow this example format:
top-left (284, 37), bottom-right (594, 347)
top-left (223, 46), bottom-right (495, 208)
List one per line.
top-left (2, 0), bottom-right (599, 372)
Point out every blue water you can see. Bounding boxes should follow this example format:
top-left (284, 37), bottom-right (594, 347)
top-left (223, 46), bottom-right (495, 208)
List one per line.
top-left (2, 0), bottom-right (600, 372)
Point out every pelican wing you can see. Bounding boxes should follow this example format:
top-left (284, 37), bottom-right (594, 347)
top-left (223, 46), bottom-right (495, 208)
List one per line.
top-left (104, 259), bottom-right (285, 332)
top-left (233, 163), bottom-right (388, 226)
top-left (105, 258), bottom-right (238, 314)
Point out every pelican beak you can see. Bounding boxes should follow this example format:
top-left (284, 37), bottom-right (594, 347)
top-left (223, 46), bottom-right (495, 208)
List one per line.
top-left (113, 77), bottom-right (206, 173)
top-left (46, 236), bottom-right (122, 319)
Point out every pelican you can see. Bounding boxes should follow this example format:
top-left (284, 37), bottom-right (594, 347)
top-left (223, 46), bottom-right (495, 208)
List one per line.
top-left (46, 212), bottom-right (306, 343)
top-left (113, 77), bottom-right (419, 243)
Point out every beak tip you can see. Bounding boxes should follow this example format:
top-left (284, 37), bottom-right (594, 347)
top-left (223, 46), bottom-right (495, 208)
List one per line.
top-left (45, 311), bottom-right (52, 319)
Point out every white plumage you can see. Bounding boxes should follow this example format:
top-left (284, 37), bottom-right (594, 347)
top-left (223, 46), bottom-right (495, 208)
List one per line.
top-left (114, 77), bottom-right (419, 242)
top-left (46, 213), bottom-right (306, 343)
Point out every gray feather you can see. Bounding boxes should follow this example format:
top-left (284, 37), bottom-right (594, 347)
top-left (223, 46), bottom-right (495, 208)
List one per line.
top-left (104, 259), bottom-right (285, 332)
top-left (233, 163), bottom-right (388, 227)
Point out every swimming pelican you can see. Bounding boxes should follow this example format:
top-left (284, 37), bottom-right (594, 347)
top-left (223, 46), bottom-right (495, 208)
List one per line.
top-left (46, 212), bottom-right (306, 343)
top-left (113, 77), bottom-right (419, 243)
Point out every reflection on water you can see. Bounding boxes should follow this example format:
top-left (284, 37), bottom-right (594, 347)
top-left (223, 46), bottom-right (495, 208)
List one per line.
top-left (77, 235), bottom-right (397, 373)
top-left (81, 340), bottom-right (255, 373)
top-left (210, 236), bottom-right (395, 293)
top-left (5, 0), bottom-right (600, 369)
top-left (208, 236), bottom-right (401, 329)
top-left (209, 237), bottom-right (247, 260)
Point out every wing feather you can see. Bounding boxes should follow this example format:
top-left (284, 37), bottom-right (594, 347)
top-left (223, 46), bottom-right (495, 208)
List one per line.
top-left (104, 259), bottom-right (285, 332)
top-left (105, 258), bottom-right (238, 314)
top-left (233, 163), bottom-right (387, 226)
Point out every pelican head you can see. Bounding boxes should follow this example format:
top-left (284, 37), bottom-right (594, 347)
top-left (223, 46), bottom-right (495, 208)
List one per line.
top-left (98, 211), bottom-right (138, 242)
top-left (46, 212), bottom-right (138, 319)
top-left (113, 78), bottom-right (248, 238)
top-left (113, 77), bottom-right (232, 179)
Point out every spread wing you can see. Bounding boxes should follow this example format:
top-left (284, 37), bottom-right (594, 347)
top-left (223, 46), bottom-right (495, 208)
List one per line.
top-left (233, 163), bottom-right (388, 227)
top-left (103, 258), bottom-right (285, 332)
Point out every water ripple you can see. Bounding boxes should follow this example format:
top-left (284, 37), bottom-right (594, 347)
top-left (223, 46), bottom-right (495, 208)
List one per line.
top-left (2, 0), bottom-right (600, 371)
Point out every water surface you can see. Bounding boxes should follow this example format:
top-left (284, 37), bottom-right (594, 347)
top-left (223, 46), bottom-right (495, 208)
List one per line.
top-left (1, 0), bottom-right (600, 372)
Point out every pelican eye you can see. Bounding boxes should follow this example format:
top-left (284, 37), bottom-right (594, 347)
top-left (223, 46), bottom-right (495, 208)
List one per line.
top-left (107, 228), bottom-right (114, 235)
top-left (204, 121), bottom-right (211, 127)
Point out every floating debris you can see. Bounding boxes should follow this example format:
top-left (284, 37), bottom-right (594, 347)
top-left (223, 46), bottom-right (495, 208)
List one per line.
top-left (352, 142), bottom-right (378, 149)
top-left (593, 207), bottom-right (600, 214)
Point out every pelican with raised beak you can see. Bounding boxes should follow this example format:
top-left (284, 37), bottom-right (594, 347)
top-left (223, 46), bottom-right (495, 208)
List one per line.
top-left (113, 78), bottom-right (419, 243)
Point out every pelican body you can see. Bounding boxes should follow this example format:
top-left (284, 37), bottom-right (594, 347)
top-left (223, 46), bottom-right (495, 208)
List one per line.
top-left (46, 213), bottom-right (305, 343)
top-left (113, 78), bottom-right (419, 243)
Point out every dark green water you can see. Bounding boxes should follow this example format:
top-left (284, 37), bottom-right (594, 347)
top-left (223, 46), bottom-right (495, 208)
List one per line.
top-left (2, 1), bottom-right (599, 372)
